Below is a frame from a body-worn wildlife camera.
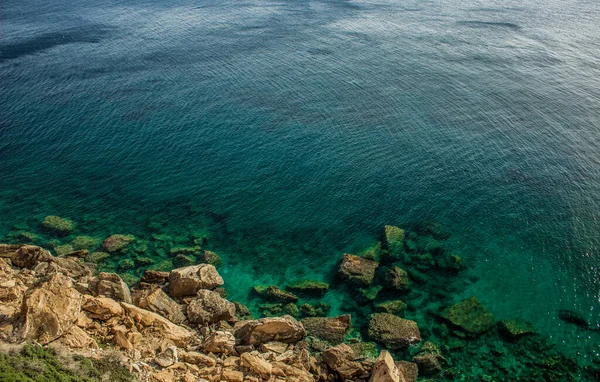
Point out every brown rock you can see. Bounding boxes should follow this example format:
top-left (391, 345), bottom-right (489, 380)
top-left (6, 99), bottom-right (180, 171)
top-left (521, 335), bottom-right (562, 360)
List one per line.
top-left (121, 302), bottom-right (194, 346)
top-left (221, 369), bottom-right (244, 382)
top-left (102, 234), bottom-right (135, 253)
top-left (187, 289), bottom-right (236, 326)
top-left (57, 325), bottom-right (98, 349)
top-left (235, 315), bottom-right (306, 345)
top-left (0, 259), bottom-right (35, 320)
top-left (137, 287), bottom-right (185, 324)
top-left (18, 273), bottom-right (83, 344)
top-left (0, 244), bottom-right (22, 259)
top-left (260, 341), bottom-right (288, 354)
top-left (241, 352), bottom-right (272, 378)
top-left (12, 245), bottom-right (53, 269)
top-left (382, 266), bottom-right (410, 291)
top-left (338, 254), bottom-right (378, 286)
top-left (322, 343), bottom-right (365, 380)
top-left (370, 351), bottom-right (405, 382)
top-left (168, 264), bottom-right (224, 297)
top-left (89, 272), bottom-right (132, 303)
top-left (395, 361), bottom-right (418, 382)
top-left (155, 346), bottom-right (178, 368)
top-left (301, 315), bottom-right (351, 344)
top-left (181, 351), bottom-right (217, 367)
top-left (204, 330), bottom-right (236, 354)
top-left (141, 270), bottom-right (170, 284)
top-left (34, 257), bottom-right (92, 280)
top-left (368, 313), bottom-right (421, 350)
top-left (82, 295), bottom-right (124, 320)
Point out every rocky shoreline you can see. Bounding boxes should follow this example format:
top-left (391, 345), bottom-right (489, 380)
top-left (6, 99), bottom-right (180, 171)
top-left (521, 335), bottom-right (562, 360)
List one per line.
top-left (1, 219), bottom-right (598, 381)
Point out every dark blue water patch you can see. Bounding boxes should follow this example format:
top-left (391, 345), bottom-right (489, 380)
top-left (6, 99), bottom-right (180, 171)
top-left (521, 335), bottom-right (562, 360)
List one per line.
top-left (456, 20), bottom-right (521, 30)
top-left (0, 26), bottom-right (112, 62)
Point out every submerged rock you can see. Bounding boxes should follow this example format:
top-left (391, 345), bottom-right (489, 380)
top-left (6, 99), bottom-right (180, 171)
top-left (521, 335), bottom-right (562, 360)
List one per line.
top-left (395, 361), bottom-right (418, 382)
top-left (235, 315), bottom-right (306, 345)
top-left (368, 313), bottom-right (421, 350)
top-left (382, 266), bottom-right (410, 291)
top-left (383, 225), bottom-right (405, 254)
top-left (301, 314), bottom-right (351, 344)
top-left (71, 236), bottom-right (102, 250)
top-left (498, 319), bottom-right (536, 340)
top-left (201, 250), bottom-right (222, 267)
top-left (253, 285), bottom-right (298, 303)
top-left (440, 296), bottom-right (494, 335)
top-left (41, 215), bottom-right (74, 236)
top-left (187, 289), bottom-right (236, 326)
top-left (140, 270), bottom-right (170, 284)
top-left (287, 280), bottom-right (329, 296)
top-left (86, 251), bottom-right (109, 264)
top-left (338, 254), bottom-right (379, 286)
top-left (168, 264), bottom-right (224, 297)
top-left (102, 234), bottom-right (136, 253)
top-left (412, 341), bottom-right (446, 376)
top-left (375, 300), bottom-right (407, 316)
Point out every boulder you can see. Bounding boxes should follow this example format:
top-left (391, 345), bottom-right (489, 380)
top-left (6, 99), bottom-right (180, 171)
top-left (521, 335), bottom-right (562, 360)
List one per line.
top-left (498, 319), bottom-right (536, 340)
top-left (370, 350), bottom-right (405, 382)
top-left (235, 315), bottom-right (306, 345)
top-left (82, 295), bottom-right (124, 320)
top-left (11, 245), bottom-right (53, 269)
top-left (440, 297), bottom-right (494, 334)
top-left (322, 343), bottom-right (365, 380)
top-left (395, 361), bottom-right (418, 382)
top-left (71, 236), bottom-right (102, 250)
top-left (204, 330), bottom-right (236, 354)
top-left (286, 280), bottom-right (329, 297)
top-left (102, 234), bottom-right (136, 253)
top-left (253, 285), bottom-right (298, 303)
top-left (382, 266), bottom-right (410, 291)
top-left (241, 352), bottom-right (272, 379)
top-left (201, 250), bottom-right (222, 267)
top-left (137, 287), bottom-right (185, 324)
top-left (180, 351), bottom-right (216, 367)
top-left (89, 272), bottom-right (132, 303)
top-left (121, 302), bottom-right (194, 346)
top-left (412, 342), bottom-right (446, 376)
top-left (382, 225), bottom-right (405, 254)
top-left (368, 313), bottom-right (421, 350)
top-left (40, 215), bottom-right (74, 236)
top-left (338, 254), bottom-right (378, 286)
top-left (140, 270), bottom-right (170, 285)
top-left (187, 289), bottom-right (236, 326)
top-left (301, 315), bottom-right (351, 344)
top-left (18, 273), bottom-right (83, 344)
top-left (168, 264), bottom-right (224, 297)
top-left (34, 256), bottom-right (91, 280)
top-left (57, 325), bottom-right (98, 349)
top-left (0, 244), bottom-right (22, 259)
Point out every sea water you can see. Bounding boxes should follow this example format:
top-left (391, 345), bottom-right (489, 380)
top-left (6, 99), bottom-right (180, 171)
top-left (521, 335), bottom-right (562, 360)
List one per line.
top-left (1, 0), bottom-right (599, 371)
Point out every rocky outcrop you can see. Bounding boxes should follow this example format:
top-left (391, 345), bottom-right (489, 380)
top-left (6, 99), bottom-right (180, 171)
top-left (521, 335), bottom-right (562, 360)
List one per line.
top-left (11, 245), bottom-right (53, 269)
top-left (89, 272), bottom-right (132, 303)
top-left (368, 313), bottom-right (421, 350)
top-left (235, 315), bottom-right (306, 345)
top-left (440, 296), bottom-right (494, 334)
top-left (301, 314), bottom-right (351, 344)
top-left (370, 350), bottom-right (405, 382)
top-left (187, 289), bottom-right (235, 326)
top-left (339, 254), bottom-right (379, 286)
top-left (168, 264), bottom-right (224, 297)
top-left (136, 287), bottom-right (185, 324)
top-left (323, 343), bottom-right (366, 380)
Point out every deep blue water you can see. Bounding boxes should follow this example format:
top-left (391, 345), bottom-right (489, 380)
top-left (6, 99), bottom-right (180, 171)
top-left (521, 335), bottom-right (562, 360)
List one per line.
top-left (2, 0), bottom-right (600, 365)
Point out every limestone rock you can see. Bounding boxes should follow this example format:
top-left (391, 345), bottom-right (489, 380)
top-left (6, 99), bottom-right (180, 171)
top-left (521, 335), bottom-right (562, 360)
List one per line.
top-left (382, 266), bottom-right (410, 291)
top-left (368, 313), bottom-right (421, 350)
top-left (168, 264), bottom-right (224, 297)
top-left (221, 369), bottom-right (244, 382)
top-left (18, 273), bottom-right (83, 344)
top-left (102, 234), bottom-right (136, 253)
top-left (241, 352), bottom-right (272, 378)
top-left (12, 245), bottom-right (53, 269)
top-left (0, 259), bottom-right (36, 320)
top-left (370, 350), bottom-right (405, 382)
top-left (121, 302), bottom-right (194, 346)
top-left (180, 351), bottom-right (217, 367)
top-left (89, 272), bottom-right (132, 303)
top-left (322, 343), bottom-right (365, 380)
top-left (34, 256), bottom-right (91, 280)
top-left (338, 254), bottom-right (378, 286)
top-left (137, 287), bottom-right (185, 324)
top-left (204, 330), bottom-right (236, 354)
top-left (82, 295), bottom-right (124, 320)
top-left (301, 315), bottom-right (351, 344)
top-left (187, 289), bottom-right (236, 325)
top-left (235, 315), bottom-right (306, 345)
top-left (440, 297), bottom-right (494, 334)
top-left (41, 215), bottom-right (74, 236)
top-left (202, 250), bottom-right (222, 267)
top-left (253, 285), bottom-right (298, 303)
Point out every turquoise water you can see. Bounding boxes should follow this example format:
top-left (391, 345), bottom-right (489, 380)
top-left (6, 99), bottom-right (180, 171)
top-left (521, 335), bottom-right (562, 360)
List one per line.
top-left (2, 0), bottom-right (600, 373)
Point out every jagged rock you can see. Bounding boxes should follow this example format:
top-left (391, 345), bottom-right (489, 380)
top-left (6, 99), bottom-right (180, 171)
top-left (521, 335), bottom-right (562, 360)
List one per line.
top-left (18, 273), bottom-right (83, 344)
top-left (204, 330), bottom-right (236, 354)
top-left (155, 346), bottom-right (178, 368)
top-left (253, 285), bottom-right (298, 303)
top-left (322, 343), bottom-right (365, 380)
top-left (34, 256), bottom-right (91, 279)
top-left (0, 260), bottom-right (36, 320)
top-left (82, 295), bottom-right (124, 320)
top-left (395, 361), bottom-right (418, 382)
top-left (137, 287), bottom-right (185, 324)
top-left (41, 215), bottom-right (74, 236)
top-left (235, 315), bottom-right (306, 345)
top-left (57, 325), bottom-right (98, 349)
top-left (89, 272), bottom-right (132, 303)
top-left (287, 280), bottom-right (329, 297)
top-left (102, 234), bottom-right (136, 253)
top-left (301, 315), bottom-right (351, 344)
top-left (338, 254), bottom-right (379, 286)
top-left (121, 302), bottom-right (194, 346)
top-left (11, 245), bottom-right (53, 269)
top-left (382, 266), bottom-right (410, 291)
top-left (382, 225), bottom-right (405, 254)
top-left (187, 289), bottom-right (236, 325)
top-left (412, 342), bottom-right (446, 376)
top-left (375, 300), bottom-right (407, 316)
top-left (241, 352), bottom-right (272, 378)
top-left (140, 270), bottom-right (170, 284)
top-left (368, 313), bottom-right (421, 350)
top-left (168, 264), bottom-right (224, 297)
top-left (498, 319), bottom-right (536, 339)
top-left (370, 350), bottom-right (405, 382)
top-left (260, 341), bottom-right (288, 354)
top-left (440, 297), bottom-right (494, 334)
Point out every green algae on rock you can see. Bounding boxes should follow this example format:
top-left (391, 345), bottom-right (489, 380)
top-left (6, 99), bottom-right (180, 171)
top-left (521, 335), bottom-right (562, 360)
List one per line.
top-left (368, 313), bottom-right (421, 350)
top-left (286, 280), bottom-right (329, 296)
top-left (381, 265), bottom-right (410, 291)
top-left (71, 236), bottom-right (102, 250)
top-left (86, 251), bottom-right (109, 264)
top-left (301, 314), bottom-right (351, 344)
top-left (440, 296), bottom-right (495, 335)
top-left (374, 300), bottom-right (407, 316)
top-left (40, 215), bottom-right (75, 236)
top-left (382, 225), bottom-right (405, 252)
top-left (498, 319), bottom-right (537, 340)
top-left (338, 253), bottom-right (378, 286)
top-left (253, 285), bottom-right (298, 303)
top-left (102, 234), bottom-right (135, 253)
top-left (412, 341), bottom-right (447, 376)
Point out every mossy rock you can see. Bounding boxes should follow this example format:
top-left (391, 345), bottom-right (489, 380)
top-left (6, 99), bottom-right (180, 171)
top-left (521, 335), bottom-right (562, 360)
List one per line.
top-left (358, 285), bottom-right (382, 302)
top-left (498, 319), bottom-right (536, 340)
top-left (54, 244), bottom-right (74, 256)
top-left (300, 303), bottom-right (317, 317)
top-left (261, 303), bottom-right (284, 317)
top-left (382, 266), bottom-right (410, 291)
top-left (102, 234), bottom-right (136, 253)
top-left (169, 246), bottom-right (202, 257)
top-left (368, 313), bottom-right (421, 350)
top-left (348, 341), bottom-right (379, 361)
top-left (440, 297), bottom-right (495, 335)
top-left (359, 241), bottom-right (382, 261)
top-left (383, 225), bottom-right (405, 253)
top-left (416, 220), bottom-right (450, 240)
top-left (338, 254), bottom-right (379, 287)
top-left (132, 242), bottom-right (148, 254)
top-left (436, 253), bottom-right (463, 273)
top-left (118, 258), bottom-right (135, 271)
top-left (41, 215), bottom-right (74, 236)
top-left (149, 259), bottom-right (174, 272)
top-left (233, 301), bottom-right (253, 320)
top-left (86, 251), bottom-right (109, 264)
top-left (375, 300), bottom-right (407, 316)
top-left (201, 250), bottom-right (221, 267)
top-left (284, 303), bottom-right (300, 317)
top-left (134, 256), bottom-right (154, 267)
top-left (287, 280), bottom-right (329, 297)
top-left (13, 231), bottom-right (41, 243)
top-left (253, 285), bottom-right (298, 303)
top-left (413, 341), bottom-right (447, 376)
top-left (172, 253), bottom-right (195, 267)
top-left (71, 236), bottom-right (102, 250)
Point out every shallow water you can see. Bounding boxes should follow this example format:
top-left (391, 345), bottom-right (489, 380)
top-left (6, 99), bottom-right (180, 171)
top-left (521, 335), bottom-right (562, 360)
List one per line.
top-left (1, 0), bottom-right (600, 369)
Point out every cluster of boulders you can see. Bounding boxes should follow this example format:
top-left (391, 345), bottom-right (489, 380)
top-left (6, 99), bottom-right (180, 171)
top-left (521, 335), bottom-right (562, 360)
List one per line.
top-left (0, 243), bottom-right (425, 382)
